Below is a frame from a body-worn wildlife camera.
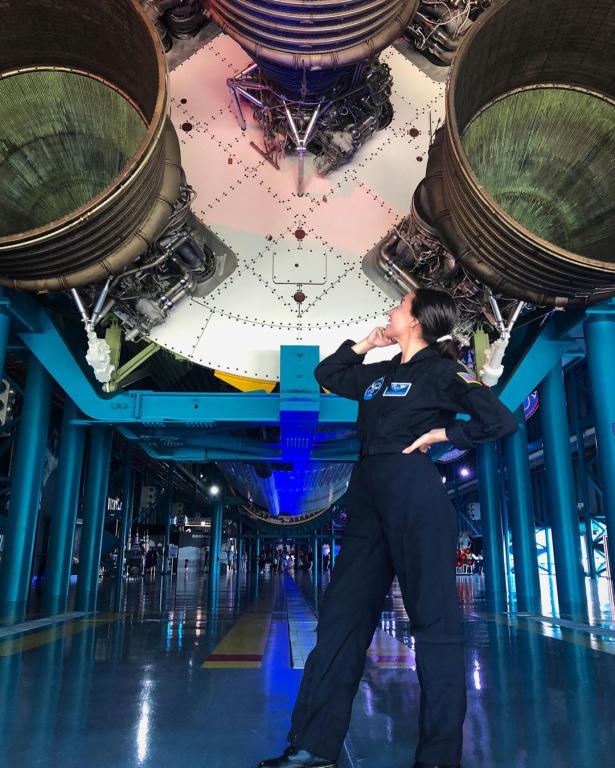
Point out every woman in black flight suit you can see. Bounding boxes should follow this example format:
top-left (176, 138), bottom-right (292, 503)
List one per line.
top-left (258, 288), bottom-right (518, 768)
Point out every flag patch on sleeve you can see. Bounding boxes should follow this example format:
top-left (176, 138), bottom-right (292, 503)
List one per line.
top-left (457, 371), bottom-right (481, 385)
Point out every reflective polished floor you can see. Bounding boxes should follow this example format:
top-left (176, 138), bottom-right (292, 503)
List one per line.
top-left (1, 568), bottom-right (615, 768)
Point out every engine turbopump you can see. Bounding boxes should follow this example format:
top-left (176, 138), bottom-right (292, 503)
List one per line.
top-left (405, 0), bottom-right (492, 66)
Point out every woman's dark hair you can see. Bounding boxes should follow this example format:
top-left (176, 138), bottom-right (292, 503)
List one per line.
top-left (410, 288), bottom-right (459, 361)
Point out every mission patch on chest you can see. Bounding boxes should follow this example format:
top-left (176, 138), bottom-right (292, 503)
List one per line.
top-left (363, 376), bottom-right (385, 400)
top-left (382, 382), bottom-right (412, 397)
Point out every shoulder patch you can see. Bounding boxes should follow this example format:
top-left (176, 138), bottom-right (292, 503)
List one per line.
top-left (457, 371), bottom-right (481, 385)
top-left (364, 376), bottom-right (385, 400)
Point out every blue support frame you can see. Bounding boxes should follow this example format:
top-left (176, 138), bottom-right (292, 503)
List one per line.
top-left (0, 355), bottom-right (53, 623)
top-left (583, 299), bottom-right (615, 580)
top-left (539, 363), bottom-right (587, 618)
top-left (76, 425), bottom-right (113, 613)
top-left (503, 407), bottom-right (541, 612)
top-left (498, 308), bottom-right (585, 412)
top-left (476, 441), bottom-right (508, 610)
top-left (43, 399), bottom-right (86, 615)
top-left (0, 287), bottom-right (606, 476)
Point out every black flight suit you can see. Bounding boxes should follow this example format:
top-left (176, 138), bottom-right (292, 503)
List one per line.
top-left (287, 340), bottom-right (518, 766)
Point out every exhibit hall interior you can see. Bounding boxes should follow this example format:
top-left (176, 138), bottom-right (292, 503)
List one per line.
top-left (0, 0), bottom-right (614, 766)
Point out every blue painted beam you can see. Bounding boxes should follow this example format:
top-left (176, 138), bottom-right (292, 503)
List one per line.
top-left (133, 442), bottom-right (361, 463)
top-left (503, 407), bottom-right (541, 612)
top-left (76, 425), bottom-right (113, 612)
top-left (498, 309), bottom-right (585, 412)
top-left (0, 356), bottom-right (53, 623)
top-left (116, 446), bottom-right (135, 583)
top-left (476, 442), bottom-right (507, 610)
top-left (278, 346), bottom-right (320, 510)
top-left (539, 363), bottom-right (587, 618)
top-left (583, 298), bottom-right (615, 582)
top-left (208, 499), bottom-right (223, 607)
top-left (163, 465), bottom-right (174, 574)
top-left (11, 291), bottom-right (359, 425)
top-left (43, 399), bottom-right (86, 615)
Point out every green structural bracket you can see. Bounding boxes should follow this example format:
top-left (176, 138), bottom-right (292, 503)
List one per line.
top-left (105, 340), bottom-right (161, 393)
top-left (105, 319), bottom-right (122, 375)
top-left (473, 328), bottom-right (490, 373)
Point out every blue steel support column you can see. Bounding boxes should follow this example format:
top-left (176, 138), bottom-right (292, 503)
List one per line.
top-left (503, 407), bottom-right (541, 612)
top-left (117, 445), bottom-right (134, 585)
top-left (569, 371), bottom-right (596, 578)
top-left (44, 400), bottom-right (86, 615)
top-left (0, 355), bottom-right (53, 622)
top-left (539, 363), bottom-right (586, 617)
top-left (235, 521), bottom-right (243, 604)
top-left (476, 441), bottom-right (508, 611)
top-left (163, 466), bottom-right (173, 574)
top-left (583, 304), bottom-right (615, 582)
top-left (208, 499), bottom-right (223, 607)
top-left (312, 533), bottom-right (318, 587)
top-left (75, 426), bottom-right (113, 613)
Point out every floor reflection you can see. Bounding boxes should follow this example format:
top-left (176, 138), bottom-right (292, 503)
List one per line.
top-left (1, 568), bottom-right (615, 767)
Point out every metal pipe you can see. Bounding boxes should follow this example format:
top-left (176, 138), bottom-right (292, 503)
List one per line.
top-left (234, 86), bottom-right (266, 109)
top-left (71, 289), bottom-right (90, 325)
top-left (377, 233), bottom-right (422, 291)
top-left (488, 293), bottom-right (504, 329)
top-left (304, 103), bottom-right (322, 145)
top-left (90, 278), bottom-right (113, 327)
top-left (507, 300), bottom-right (525, 332)
top-left (284, 104), bottom-right (301, 146)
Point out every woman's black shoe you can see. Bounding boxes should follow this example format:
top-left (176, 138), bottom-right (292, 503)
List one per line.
top-left (257, 745), bottom-right (337, 767)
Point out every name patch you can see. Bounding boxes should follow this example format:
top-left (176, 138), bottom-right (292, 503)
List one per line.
top-left (457, 371), bottom-right (481, 385)
top-left (364, 376), bottom-right (385, 400)
top-left (383, 382), bottom-right (412, 397)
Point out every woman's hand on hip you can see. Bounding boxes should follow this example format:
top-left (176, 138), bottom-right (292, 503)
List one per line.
top-left (402, 428), bottom-right (448, 454)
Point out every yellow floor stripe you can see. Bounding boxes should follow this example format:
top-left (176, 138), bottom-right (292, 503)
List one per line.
top-left (367, 628), bottom-right (416, 669)
top-left (0, 613), bottom-right (119, 657)
top-left (202, 613), bottom-right (272, 669)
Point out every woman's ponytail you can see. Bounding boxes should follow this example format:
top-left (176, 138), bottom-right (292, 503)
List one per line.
top-left (411, 288), bottom-right (459, 361)
top-left (434, 338), bottom-right (460, 361)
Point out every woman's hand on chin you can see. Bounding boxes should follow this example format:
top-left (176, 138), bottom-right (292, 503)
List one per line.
top-left (366, 327), bottom-right (397, 348)
top-left (402, 428), bottom-right (448, 454)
